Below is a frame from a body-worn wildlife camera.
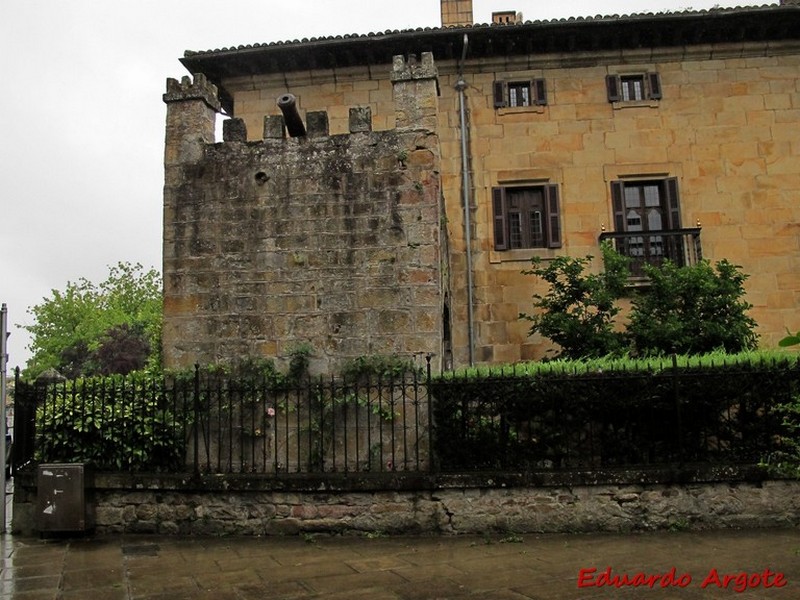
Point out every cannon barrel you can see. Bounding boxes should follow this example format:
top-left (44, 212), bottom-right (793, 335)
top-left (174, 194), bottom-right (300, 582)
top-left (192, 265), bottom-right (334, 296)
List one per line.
top-left (277, 93), bottom-right (307, 137)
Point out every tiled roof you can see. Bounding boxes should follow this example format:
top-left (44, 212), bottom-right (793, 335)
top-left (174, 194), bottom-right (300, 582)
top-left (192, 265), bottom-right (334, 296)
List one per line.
top-left (183, 5), bottom-right (789, 58)
top-left (180, 2), bottom-right (799, 112)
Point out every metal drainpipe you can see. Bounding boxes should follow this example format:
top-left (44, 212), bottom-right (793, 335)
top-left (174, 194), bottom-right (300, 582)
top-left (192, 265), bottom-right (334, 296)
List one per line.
top-left (455, 34), bottom-right (475, 366)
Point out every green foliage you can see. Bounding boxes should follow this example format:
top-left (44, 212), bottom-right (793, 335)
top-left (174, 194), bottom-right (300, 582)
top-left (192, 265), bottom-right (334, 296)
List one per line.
top-left (430, 353), bottom-right (797, 471)
top-left (627, 259), bottom-right (758, 356)
top-left (762, 399), bottom-right (800, 479)
top-left (435, 349), bottom-right (790, 380)
top-left (779, 330), bottom-right (800, 348)
top-left (521, 244), bottom-right (758, 359)
top-left (34, 375), bottom-right (184, 471)
top-left (208, 356), bottom-right (282, 387)
top-left (762, 330), bottom-right (800, 477)
top-left (519, 242), bottom-right (630, 359)
top-left (286, 343), bottom-right (313, 384)
top-left (24, 262), bottom-right (162, 378)
top-left (339, 354), bottom-right (421, 381)
top-left (93, 323), bottom-right (152, 376)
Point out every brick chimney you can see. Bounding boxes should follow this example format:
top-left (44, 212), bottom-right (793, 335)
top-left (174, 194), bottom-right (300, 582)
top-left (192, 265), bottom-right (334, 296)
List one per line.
top-left (492, 11), bottom-right (522, 24)
top-left (441, 0), bottom-right (473, 27)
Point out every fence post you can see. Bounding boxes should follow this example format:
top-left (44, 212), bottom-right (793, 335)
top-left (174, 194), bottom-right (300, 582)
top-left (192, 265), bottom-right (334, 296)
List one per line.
top-left (193, 364), bottom-right (200, 478)
top-left (426, 354), bottom-right (436, 474)
top-left (672, 354), bottom-right (684, 466)
top-left (12, 367), bottom-right (21, 475)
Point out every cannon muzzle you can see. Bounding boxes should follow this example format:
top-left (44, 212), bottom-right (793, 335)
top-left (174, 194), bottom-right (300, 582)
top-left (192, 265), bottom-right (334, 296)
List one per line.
top-left (277, 93), bottom-right (307, 137)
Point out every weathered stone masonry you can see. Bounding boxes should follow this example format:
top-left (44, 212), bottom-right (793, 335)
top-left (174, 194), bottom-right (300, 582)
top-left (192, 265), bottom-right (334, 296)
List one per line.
top-left (162, 55), bottom-right (445, 373)
top-left (12, 470), bottom-right (800, 536)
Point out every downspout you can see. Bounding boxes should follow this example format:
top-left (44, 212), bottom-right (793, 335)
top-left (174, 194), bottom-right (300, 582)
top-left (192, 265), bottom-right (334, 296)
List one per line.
top-left (455, 34), bottom-right (475, 366)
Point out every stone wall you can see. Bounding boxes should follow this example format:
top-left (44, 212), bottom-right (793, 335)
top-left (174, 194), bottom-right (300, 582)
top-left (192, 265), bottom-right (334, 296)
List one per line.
top-left (12, 470), bottom-right (800, 537)
top-left (214, 40), bottom-right (800, 368)
top-left (162, 54), bottom-right (445, 373)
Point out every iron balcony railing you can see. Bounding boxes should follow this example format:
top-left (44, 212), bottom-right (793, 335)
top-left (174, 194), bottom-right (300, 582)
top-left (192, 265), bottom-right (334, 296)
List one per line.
top-left (599, 227), bottom-right (702, 277)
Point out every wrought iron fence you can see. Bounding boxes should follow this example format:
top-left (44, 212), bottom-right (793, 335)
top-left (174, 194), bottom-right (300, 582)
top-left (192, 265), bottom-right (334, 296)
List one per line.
top-left (430, 357), bottom-right (797, 471)
top-left (11, 357), bottom-right (798, 476)
top-left (12, 366), bottom-right (432, 476)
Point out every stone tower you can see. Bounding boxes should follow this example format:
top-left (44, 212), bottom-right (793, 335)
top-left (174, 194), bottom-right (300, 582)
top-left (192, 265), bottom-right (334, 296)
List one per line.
top-left (161, 55), bottom-right (446, 373)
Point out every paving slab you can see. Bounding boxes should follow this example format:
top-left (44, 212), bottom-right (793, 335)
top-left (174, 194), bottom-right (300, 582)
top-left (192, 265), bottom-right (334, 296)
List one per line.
top-left (0, 528), bottom-right (799, 599)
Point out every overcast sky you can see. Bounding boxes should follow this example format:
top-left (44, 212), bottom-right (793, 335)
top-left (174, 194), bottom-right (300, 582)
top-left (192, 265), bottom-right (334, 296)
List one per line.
top-left (1, 0), bottom-right (758, 369)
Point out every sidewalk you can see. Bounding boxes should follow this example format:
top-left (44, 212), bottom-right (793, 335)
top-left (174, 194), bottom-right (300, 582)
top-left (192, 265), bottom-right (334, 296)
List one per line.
top-left (1, 527), bottom-right (799, 599)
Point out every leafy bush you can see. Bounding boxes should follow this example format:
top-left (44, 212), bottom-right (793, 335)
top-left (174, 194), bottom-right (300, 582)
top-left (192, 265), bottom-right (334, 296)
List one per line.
top-left (34, 376), bottom-right (185, 471)
top-left (763, 329), bottom-right (800, 477)
top-left (628, 259), bottom-right (758, 355)
top-left (431, 353), bottom-right (797, 471)
top-left (522, 245), bottom-right (758, 358)
top-left (520, 242), bottom-right (630, 359)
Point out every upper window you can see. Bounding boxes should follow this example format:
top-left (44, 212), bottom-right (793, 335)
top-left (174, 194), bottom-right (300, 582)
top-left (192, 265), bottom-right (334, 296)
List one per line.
top-left (606, 72), bottom-right (662, 103)
top-left (494, 79), bottom-right (547, 108)
top-left (492, 185), bottom-right (561, 250)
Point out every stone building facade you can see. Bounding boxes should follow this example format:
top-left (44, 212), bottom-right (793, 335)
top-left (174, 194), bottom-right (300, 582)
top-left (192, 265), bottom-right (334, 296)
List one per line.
top-left (164, 1), bottom-right (800, 370)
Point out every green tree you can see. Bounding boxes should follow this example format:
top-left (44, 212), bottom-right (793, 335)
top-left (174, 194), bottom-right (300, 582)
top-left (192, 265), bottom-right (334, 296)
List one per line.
top-left (627, 259), bottom-right (758, 355)
top-left (24, 262), bottom-right (162, 378)
top-left (520, 242), bottom-right (630, 359)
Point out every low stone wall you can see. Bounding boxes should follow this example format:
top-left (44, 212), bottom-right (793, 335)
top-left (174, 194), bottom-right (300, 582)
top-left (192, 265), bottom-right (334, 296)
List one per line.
top-left (12, 467), bottom-right (800, 537)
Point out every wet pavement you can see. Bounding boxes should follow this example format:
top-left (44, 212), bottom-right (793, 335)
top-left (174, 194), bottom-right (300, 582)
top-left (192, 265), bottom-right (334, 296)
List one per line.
top-left (0, 527), bottom-right (798, 599)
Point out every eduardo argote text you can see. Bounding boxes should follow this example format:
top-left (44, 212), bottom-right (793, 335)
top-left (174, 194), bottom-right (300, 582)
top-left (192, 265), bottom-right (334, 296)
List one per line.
top-left (577, 566), bottom-right (787, 593)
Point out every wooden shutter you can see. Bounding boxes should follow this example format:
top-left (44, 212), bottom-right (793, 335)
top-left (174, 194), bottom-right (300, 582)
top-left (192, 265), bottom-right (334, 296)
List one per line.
top-left (606, 74), bottom-right (622, 102)
top-left (493, 81), bottom-right (507, 108)
top-left (611, 181), bottom-right (626, 231)
top-left (533, 78), bottom-right (547, 106)
top-left (648, 72), bottom-right (662, 100)
top-left (545, 184), bottom-right (562, 248)
top-left (492, 187), bottom-right (507, 250)
top-left (664, 177), bottom-right (681, 229)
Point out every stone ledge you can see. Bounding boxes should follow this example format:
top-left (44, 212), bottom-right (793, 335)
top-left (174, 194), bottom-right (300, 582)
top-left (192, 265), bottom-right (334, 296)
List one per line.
top-left (13, 463), bottom-right (771, 494)
top-left (12, 465), bottom-right (794, 537)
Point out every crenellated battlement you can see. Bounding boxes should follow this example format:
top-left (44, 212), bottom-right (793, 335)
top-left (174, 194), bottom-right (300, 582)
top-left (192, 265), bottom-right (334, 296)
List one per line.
top-left (163, 73), bottom-right (221, 112)
top-left (391, 53), bottom-right (439, 130)
top-left (390, 52), bottom-right (438, 82)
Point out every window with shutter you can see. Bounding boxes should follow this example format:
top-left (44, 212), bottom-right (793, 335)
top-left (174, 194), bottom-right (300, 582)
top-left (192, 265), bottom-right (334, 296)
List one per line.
top-left (606, 74), bottom-right (622, 102)
top-left (533, 78), bottom-right (548, 106)
top-left (494, 79), bottom-right (548, 110)
top-left (493, 81), bottom-right (506, 108)
top-left (607, 71), bottom-right (663, 103)
top-left (609, 178), bottom-right (684, 273)
top-left (647, 72), bottom-right (662, 100)
top-left (492, 184), bottom-right (562, 250)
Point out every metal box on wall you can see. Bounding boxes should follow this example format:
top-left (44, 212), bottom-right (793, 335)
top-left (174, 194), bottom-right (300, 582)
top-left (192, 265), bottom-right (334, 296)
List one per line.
top-left (37, 463), bottom-right (95, 534)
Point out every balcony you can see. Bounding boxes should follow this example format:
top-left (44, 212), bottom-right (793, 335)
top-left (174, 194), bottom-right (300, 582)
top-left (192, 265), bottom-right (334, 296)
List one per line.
top-left (598, 228), bottom-right (702, 278)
